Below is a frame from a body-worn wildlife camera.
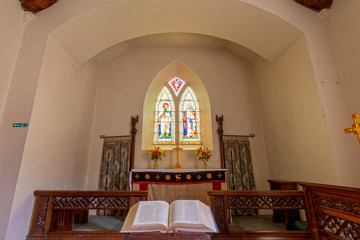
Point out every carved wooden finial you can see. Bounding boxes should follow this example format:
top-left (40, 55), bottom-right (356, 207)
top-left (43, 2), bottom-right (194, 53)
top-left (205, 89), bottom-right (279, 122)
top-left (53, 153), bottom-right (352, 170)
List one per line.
top-left (216, 115), bottom-right (225, 169)
top-left (344, 113), bottom-right (360, 144)
top-left (131, 115), bottom-right (139, 136)
top-left (20, 0), bottom-right (57, 14)
top-left (216, 115), bottom-right (224, 136)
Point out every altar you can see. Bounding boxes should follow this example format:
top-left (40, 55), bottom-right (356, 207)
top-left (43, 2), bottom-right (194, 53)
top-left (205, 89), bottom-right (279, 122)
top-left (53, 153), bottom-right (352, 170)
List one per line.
top-left (130, 169), bottom-right (227, 205)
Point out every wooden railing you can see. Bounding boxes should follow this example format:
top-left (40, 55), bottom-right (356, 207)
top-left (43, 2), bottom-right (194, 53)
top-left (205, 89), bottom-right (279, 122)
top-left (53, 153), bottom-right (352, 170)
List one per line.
top-left (26, 183), bottom-right (360, 240)
top-left (208, 190), bottom-right (311, 239)
top-left (301, 182), bottom-right (360, 240)
top-left (26, 190), bottom-right (147, 240)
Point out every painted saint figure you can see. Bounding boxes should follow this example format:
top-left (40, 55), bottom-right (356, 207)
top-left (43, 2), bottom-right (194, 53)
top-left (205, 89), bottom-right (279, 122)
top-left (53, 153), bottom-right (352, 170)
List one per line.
top-left (183, 104), bottom-right (197, 137)
top-left (158, 103), bottom-right (172, 138)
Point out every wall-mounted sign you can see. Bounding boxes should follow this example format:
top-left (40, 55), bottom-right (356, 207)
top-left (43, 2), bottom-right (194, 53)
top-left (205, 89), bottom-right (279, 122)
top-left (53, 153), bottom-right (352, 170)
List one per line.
top-left (13, 123), bottom-right (28, 128)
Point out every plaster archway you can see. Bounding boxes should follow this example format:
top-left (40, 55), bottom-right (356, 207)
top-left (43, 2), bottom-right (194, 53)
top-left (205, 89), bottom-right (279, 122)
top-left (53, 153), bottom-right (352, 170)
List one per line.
top-left (50, 0), bottom-right (303, 64)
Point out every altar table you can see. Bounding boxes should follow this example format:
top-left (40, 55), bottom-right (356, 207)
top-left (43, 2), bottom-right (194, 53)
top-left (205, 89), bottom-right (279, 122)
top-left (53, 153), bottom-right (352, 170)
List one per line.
top-left (130, 169), bottom-right (227, 205)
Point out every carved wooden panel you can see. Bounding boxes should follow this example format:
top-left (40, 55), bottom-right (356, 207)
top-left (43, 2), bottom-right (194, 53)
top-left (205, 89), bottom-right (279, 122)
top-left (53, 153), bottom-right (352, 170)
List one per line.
top-left (213, 196), bottom-right (227, 234)
top-left (52, 196), bottom-right (129, 209)
top-left (130, 196), bottom-right (143, 207)
top-left (294, 0), bottom-right (333, 12)
top-left (317, 212), bottom-right (360, 239)
top-left (315, 194), bottom-right (360, 217)
top-left (20, 0), bottom-right (57, 14)
top-left (227, 195), bottom-right (305, 209)
top-left (34, 196), bottom-right (49, 234)
top-left (27, 191), bottom-right (147, 239)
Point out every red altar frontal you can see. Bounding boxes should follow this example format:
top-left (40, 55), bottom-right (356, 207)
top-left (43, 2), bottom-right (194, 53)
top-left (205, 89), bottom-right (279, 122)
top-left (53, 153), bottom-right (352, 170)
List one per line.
top-left (130, 169), bottom-right (227, 205)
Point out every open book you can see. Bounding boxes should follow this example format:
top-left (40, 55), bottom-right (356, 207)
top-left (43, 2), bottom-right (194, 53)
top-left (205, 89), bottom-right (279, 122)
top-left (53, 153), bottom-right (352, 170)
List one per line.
top-left (120, 200), bottom-right (218, 233)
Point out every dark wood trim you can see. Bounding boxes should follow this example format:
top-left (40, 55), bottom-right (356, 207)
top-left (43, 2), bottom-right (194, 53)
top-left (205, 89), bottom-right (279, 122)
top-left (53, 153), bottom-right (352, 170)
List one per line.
top-left (212, 231), bottom-right (311, 240)
top-left (299, 182), bottom-right (360, 193)
top-left (34, 190), bottom-right (148, 197)
top-left (208, 190), bottom-right (305, 197)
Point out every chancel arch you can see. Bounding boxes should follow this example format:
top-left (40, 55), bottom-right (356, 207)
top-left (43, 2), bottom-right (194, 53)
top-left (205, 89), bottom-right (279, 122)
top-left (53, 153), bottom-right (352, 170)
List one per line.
top-left (142, 60), bottom-right (212, 153)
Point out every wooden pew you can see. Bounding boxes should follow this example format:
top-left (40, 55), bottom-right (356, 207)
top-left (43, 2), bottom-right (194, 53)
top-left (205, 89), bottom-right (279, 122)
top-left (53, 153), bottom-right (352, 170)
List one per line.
top-left (26, 190), bottom-right (147, 240)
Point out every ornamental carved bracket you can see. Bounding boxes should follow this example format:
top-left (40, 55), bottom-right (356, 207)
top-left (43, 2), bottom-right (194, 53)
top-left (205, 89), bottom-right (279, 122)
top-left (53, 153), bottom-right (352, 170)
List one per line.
top-left (20, 0), bottom-right (57, 14)
top-left (295, 0), bottom-right (333, 12)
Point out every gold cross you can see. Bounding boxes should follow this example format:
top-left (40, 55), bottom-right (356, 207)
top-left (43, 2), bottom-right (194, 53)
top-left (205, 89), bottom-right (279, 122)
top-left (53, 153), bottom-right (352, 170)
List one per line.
top-left (197, 175), bottom-right (202, 180)
top-left (344, 113), bottom-right (360, 144)
top-left (217, 173), bottom-right (223, 179)
top-left (155, 174), bottom-right (160, 180)
top-left (134, 174), bottom-right (140, 179)
top-left (173, 143), bottom-right (183, 169)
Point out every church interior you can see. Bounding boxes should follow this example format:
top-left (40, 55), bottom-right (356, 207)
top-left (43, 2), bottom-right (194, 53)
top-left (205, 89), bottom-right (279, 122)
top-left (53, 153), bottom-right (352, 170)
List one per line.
top-left (1, 0), bottom-right (360, 239)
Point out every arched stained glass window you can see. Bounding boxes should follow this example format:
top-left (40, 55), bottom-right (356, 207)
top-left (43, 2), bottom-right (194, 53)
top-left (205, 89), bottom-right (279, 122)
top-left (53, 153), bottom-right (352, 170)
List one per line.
top-left (154, 87), bottom-right (175, 144)
top-left (179, 87), bottom-right (201, 144)
top-left (168, 77), bottom-right (185, 96)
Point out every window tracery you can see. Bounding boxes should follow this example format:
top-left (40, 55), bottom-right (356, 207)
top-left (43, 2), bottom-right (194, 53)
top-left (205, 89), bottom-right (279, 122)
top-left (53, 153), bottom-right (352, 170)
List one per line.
top-left (153, 80), bottom-right (201, 145)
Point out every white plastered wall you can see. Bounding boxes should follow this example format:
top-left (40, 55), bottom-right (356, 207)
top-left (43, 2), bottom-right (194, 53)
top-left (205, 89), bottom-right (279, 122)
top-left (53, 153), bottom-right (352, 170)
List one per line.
top-left (326, 0), bottom-right (360, 185)
top-left (242, 0), bottom-right (359, 187)
top-left (330, 0), bottom-right (360, 114)
top-left (0, 2), bottom-right (118, 238)
top-left (5, 37), bottom-right (99, 240)
top-left (0, 1), bottom-right (33, 238)
top-left (86, 47), bottom-right (269, 191)
top-left (254, 36), bottom-right (338, 184)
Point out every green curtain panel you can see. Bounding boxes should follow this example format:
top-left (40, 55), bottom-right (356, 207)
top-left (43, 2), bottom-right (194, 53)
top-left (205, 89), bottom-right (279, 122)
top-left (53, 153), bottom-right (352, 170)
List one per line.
top-left (98, 136), bottom-right (132, 215)
top-left (222, 135), bottom-right (257, 215)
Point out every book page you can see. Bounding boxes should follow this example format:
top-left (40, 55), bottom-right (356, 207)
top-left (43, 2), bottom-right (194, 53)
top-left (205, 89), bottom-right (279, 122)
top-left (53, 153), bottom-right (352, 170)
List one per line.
top-left (169, 200), bottom-right (202, 225)
top-left (133, 201), bottom-right (169, 227)
top-left (169, 200), bottom-right (218, 233)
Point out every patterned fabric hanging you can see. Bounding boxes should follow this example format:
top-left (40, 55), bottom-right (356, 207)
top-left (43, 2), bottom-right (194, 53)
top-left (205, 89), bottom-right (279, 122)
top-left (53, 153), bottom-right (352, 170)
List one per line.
top-left (98, 136), bottom-right (132, 215)
top-left (222, 135), bottom-right (257, 216)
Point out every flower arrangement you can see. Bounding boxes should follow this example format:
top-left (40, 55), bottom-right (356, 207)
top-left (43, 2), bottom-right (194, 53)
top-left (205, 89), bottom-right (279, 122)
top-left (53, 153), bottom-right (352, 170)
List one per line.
top-left (148, 147), bottom-right (167, 161)
top-left (195, 147), bottom-right (213, 161)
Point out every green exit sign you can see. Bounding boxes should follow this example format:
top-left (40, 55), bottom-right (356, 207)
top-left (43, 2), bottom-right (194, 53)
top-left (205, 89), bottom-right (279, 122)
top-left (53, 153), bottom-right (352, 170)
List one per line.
top-left (13, 123), bottom-right (28, 128)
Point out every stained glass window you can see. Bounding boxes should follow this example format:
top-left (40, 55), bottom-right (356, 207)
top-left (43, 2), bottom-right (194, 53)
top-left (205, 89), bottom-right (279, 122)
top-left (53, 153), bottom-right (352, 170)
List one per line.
top-left (179, 87), bottom-right (201, 144)
top-left (154, 87), bottom-right (175, 144)
top-left (168, 77), bottom-right (185, 96)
